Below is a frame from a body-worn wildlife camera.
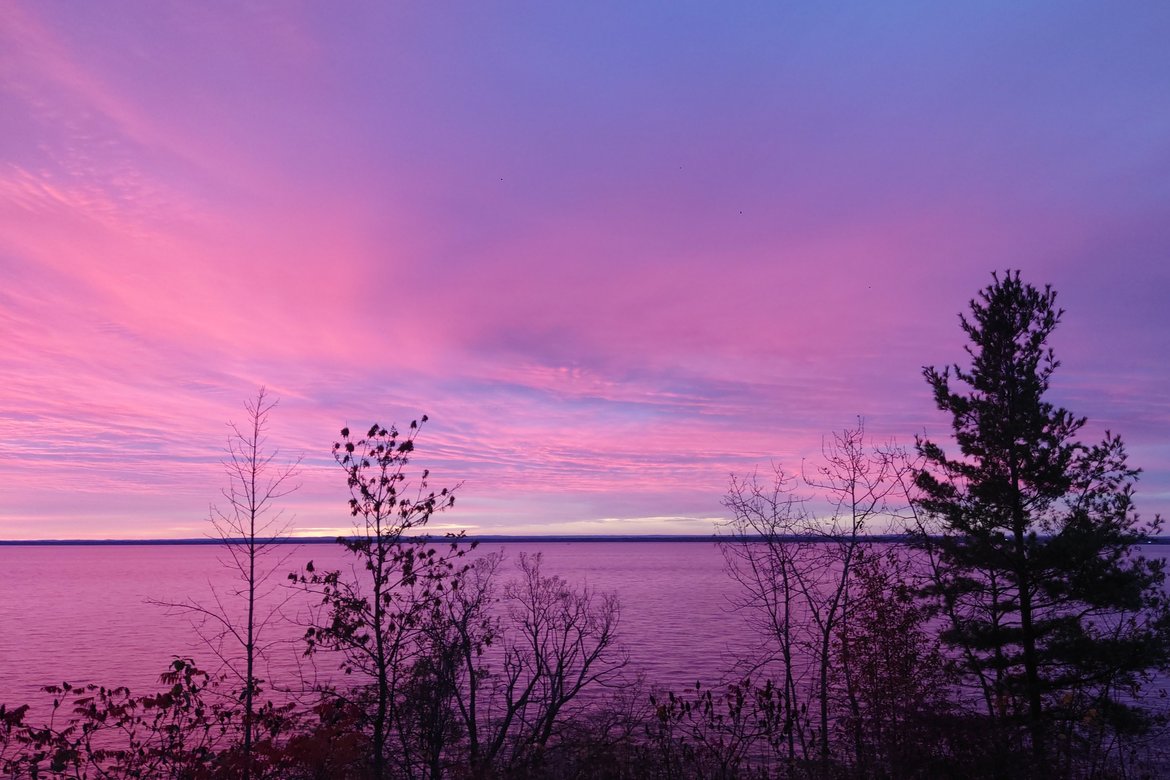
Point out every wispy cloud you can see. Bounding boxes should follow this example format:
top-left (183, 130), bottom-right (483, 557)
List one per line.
top-left (2, 1), bottom-right (1168, 538)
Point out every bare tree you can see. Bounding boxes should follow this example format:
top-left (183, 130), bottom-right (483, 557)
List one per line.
top-left (432, 551), bottom-right (627, 776)
top-left (720, 466), bottom-right (812, 764)
top-left (154, 387), bottom-right (302, 779)
top-left (720, 423), bottom-right (914, 769)
top-left (419, 549), bottom-right (502, 776)
top-left (801, 427), bottom-right (909, 764)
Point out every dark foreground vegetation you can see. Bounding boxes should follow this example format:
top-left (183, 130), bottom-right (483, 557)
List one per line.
top-left (4, 272), bottom-right (1169, 779)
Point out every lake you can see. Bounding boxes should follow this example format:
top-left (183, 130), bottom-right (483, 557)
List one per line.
top-left (0, 540), bottom-right (750, 709)
top-left (4, 540), bottom-right (1169, 714)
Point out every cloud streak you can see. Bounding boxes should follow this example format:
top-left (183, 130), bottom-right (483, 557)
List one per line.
top-left (2, 1), bottom-right (1168, 539)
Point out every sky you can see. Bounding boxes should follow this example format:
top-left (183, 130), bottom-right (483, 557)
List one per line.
top-left (1, 1), bottom-right (1168, 540)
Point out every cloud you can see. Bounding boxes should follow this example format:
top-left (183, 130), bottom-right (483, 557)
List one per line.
top-left (2, 1), bottom-right (1168, 538)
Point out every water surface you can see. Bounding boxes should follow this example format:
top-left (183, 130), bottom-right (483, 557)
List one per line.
top-left (0, 541), bottom-right (744, 707)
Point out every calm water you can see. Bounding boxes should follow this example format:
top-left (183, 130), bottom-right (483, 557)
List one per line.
top-left (0, 541), bottom-right (746, 708)
top-left (5, 541), bottom-right (1168, 713)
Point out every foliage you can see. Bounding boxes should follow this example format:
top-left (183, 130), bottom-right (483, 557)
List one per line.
top-left (293, 417), bottom-right (471, 779)
top-left (646, 678), bottom-right (788, 779)
top-left (1, 659), bottom-right (231, 779)
top-left (833, 547), bottom-right (954, 777)
top-left (912, 270), bottom-right (1170, 771)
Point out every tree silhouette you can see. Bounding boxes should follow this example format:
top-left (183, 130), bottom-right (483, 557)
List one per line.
top-left (296, 417), bottom-right (469, 780)
top-left (435, 550), bottom-right (626, 775)
top-left (720, 423), bottom-right (916, 769)
top-left (153, 387), bottom-right (301, 779)
top-left (913, 271), bottom-right (1170, 771)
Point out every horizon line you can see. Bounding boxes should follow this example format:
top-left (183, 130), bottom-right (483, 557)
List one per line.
top-left (0, 532), bottom-right (922, 546)
top-left (3, 532), bottom-right (1167, 547)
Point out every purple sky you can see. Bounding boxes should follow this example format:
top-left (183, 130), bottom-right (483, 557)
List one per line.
top-left (2, 2), bottom-right (1168, 539)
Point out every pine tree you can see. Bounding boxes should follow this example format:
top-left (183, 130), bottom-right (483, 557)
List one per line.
top-left (913, 271), bottom-right (1170, 770)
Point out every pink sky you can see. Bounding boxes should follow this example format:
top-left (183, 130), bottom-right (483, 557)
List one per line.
top-left (2, 2), bottom-right (1168, 539)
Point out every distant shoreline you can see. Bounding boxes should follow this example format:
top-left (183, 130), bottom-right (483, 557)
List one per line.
top-left (0, 535), bottom-right (714, 546)
top-left (3, 534), bottom-right (1167, 546)
top-left (3, 534), bottom-right (720, 546)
